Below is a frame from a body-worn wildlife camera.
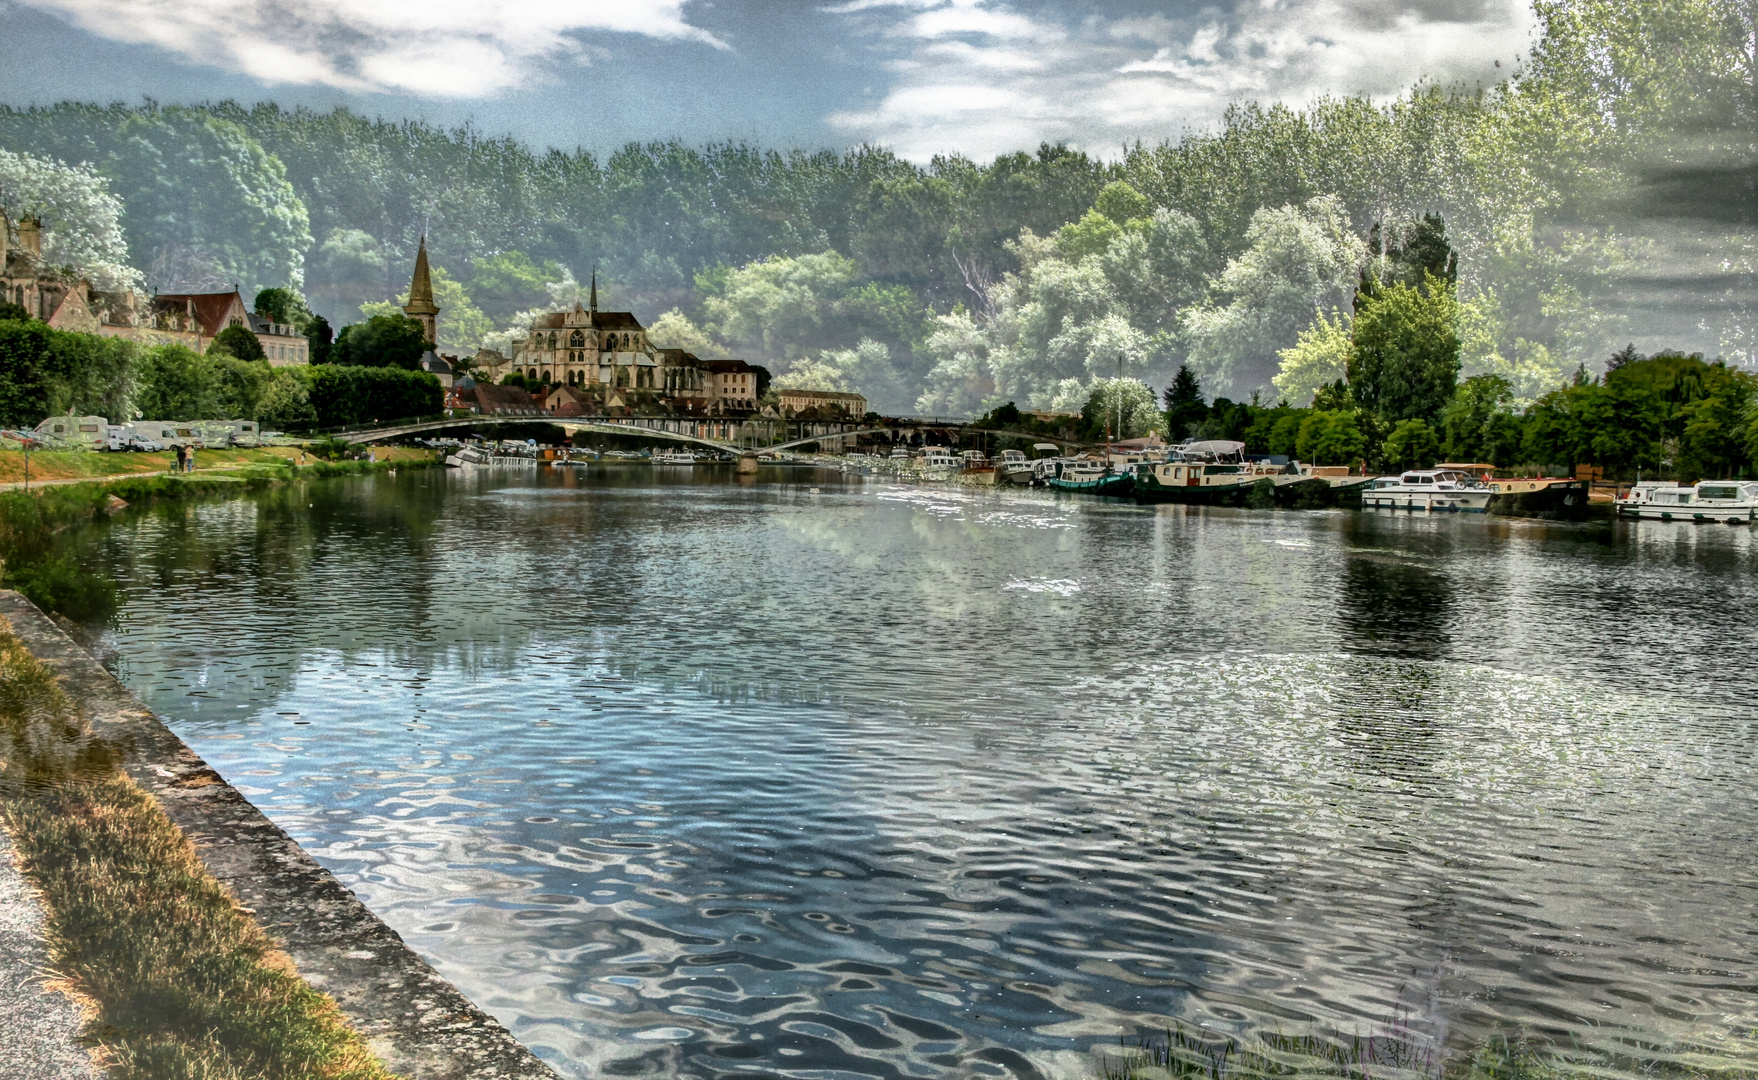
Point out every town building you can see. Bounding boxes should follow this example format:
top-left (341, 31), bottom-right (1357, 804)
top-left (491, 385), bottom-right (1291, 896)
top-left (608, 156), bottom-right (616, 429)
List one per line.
top-left (3, 210), bottom-right (307, 362)
top-left (452, 376), bottom-right (542, 416)
top-left (705, 360), bottom-right (759, 411)
top-left (775, 387), bottom-right (867, 418)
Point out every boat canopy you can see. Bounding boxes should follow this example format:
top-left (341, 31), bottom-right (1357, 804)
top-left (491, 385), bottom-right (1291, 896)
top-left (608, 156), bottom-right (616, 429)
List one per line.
top-left (1173, 440), bottom-right (1246, 462)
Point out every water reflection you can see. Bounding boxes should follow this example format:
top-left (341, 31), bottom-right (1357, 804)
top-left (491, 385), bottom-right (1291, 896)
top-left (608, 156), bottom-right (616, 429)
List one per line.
top-left (88, 471), bottom-right (1758, 1079)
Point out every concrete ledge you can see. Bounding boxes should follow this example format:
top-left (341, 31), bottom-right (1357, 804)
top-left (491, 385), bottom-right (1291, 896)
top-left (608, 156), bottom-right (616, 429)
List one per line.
top-left (0, 591), bottom-right (562, 1080)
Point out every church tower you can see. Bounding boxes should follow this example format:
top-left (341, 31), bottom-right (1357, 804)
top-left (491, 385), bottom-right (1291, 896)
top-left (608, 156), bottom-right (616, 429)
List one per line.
top-left (404, 235), bottom-right (439, 344)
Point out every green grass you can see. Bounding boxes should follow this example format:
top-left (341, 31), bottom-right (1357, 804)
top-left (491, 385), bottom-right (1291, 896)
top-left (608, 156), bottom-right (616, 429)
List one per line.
top-left (0, 620), bottom-right (400, 1079)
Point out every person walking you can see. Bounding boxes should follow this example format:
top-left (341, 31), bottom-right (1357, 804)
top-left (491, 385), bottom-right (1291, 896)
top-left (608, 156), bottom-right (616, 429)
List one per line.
top-left (174, 443), bottom-right (187, 474)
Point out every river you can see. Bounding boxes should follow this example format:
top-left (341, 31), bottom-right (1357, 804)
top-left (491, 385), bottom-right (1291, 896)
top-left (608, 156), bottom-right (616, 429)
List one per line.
top-left (84, 466), bottom-right (1758, 1079)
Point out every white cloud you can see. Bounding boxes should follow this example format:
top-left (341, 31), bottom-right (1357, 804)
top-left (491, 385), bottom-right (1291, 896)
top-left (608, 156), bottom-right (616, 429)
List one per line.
top-left (827, 0), bottom-right (1536, 161)
top-left (16, 0), bottom-right (726, 97)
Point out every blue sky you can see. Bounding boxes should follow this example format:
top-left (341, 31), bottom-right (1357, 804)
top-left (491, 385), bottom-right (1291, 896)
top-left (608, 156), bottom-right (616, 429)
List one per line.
top-left (0, 0), bottom-right (1535, 160)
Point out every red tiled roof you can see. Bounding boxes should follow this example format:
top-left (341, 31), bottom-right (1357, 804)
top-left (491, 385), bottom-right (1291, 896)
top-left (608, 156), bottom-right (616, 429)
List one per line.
top-left (154, 291), bottom-right (247, 338)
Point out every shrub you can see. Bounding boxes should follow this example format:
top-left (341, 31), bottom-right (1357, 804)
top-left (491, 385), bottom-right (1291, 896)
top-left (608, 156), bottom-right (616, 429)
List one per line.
top-left (209, 324), bottom-right (265, 361)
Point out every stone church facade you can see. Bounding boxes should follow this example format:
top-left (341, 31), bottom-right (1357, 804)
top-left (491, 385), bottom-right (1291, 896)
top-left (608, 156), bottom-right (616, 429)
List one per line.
top-left (502, 276), bottom-right (713, 405)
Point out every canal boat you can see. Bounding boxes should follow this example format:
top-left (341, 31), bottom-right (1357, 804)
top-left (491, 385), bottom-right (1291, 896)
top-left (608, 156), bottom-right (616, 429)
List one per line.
top-left (1131, 441), bottom-right (1312, 505)
top-left (652, 449), bottom-right (698, 465)
top-left (1361, 469), bottom-right (1494, 512)
top-left (1615, 480), bottom-right (1758, 523)
top-left (1047, 458), bottom-right (1134, 496)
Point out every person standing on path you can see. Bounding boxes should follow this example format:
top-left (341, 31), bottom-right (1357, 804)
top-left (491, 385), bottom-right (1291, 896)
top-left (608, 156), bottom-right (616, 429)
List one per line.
top-left (174, 443), bottom-right (186, 474)
top-left (186, 444), bottom-right (196, 473)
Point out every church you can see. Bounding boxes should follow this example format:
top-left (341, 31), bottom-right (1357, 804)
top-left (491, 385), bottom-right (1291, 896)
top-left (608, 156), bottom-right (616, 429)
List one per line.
top-left (502, 275), bottom-right (707, 399)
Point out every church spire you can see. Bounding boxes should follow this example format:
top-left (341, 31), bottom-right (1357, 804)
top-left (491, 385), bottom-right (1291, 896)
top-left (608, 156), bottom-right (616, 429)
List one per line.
top-left (404, 234), bottom-right (439, 344)
top-left (589, 268), bottom-right (597, 318)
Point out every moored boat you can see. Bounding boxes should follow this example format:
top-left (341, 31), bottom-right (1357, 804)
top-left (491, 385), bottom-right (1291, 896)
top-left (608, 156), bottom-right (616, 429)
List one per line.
top-left (1131, 441), bottom-right (1313, 505)
top-left (652, 449), bottom-right (698, 465)
top-left (1047, 458), bottom-right (1134, 496)
top-left (995, 449), bottom-right (1035, 485)
top-left (1361, 469), bottom-right (1494, 512)
top-left (445, 445), bottom-right (491, 467)
top-left (1616, 479), bottom-right (1758, 523)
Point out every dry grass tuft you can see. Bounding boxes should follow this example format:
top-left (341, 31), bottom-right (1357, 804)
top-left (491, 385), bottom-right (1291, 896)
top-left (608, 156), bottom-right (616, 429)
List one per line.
top-left (0, 619), bottom-right (399, 1080)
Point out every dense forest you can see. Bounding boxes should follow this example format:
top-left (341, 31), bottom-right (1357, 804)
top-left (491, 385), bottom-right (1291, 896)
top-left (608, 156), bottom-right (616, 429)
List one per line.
top-left (0, 0), bottom-right (1753, 423)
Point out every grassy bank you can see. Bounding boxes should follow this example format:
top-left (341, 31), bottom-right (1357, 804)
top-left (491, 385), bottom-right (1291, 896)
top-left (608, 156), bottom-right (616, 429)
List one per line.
top-left (0, 445), bottom-right (435, 486)
top-left (0, 452), bottom-right (437, 620)
top-left (0, 618), bottom-right (398, 1079)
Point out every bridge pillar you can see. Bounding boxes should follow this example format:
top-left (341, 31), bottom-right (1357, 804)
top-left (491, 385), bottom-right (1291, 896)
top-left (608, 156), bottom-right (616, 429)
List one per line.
top-left (737, 451), bottom-right (759, 475)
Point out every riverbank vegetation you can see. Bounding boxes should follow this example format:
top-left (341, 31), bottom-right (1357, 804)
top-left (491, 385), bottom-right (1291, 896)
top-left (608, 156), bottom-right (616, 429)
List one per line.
top-left (0, 619), bottom-right (398, 1078)
top-left (0, 0), bottom-right (1748, 417)
top-left (0, 315), bottom-right (442, 431)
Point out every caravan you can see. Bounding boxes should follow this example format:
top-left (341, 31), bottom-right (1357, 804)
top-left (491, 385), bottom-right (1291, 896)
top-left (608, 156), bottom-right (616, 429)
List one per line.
top-left (33, 415), bottom-right (108, 449)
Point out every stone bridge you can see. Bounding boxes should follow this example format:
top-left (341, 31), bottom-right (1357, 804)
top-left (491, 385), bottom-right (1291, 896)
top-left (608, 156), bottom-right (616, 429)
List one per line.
top-left (336, 414), bottom-right (1095, 454)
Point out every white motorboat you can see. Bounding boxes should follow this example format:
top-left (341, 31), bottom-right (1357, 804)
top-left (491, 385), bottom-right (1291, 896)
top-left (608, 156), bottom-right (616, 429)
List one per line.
top-left (445, 446), bottom-right (491, 467)
top-left (919, 447), bottom-right (959, 469)
top-left (652, 450), bottom-right (698, 465)
top-left (1361, 468), bottom-right (1494, 512)
top-left (1616, 479), bottom-right (1758, 523)
top-left (995, 449), bottom-right (1035, 484)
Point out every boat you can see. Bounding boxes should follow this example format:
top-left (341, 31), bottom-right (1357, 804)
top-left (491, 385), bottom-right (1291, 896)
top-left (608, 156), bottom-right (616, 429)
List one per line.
top-left (1047, 457), bottom-right (1134, 496)
top-left (652, 449), bottom-right (698, 465)
top-left (995, 449), bottom-right (1035, 485)
top-left (1361, 468), bottom-right (1495, 512)
top-left (1131, 441), bottom-right (1315, 505)
top-left (1615, 479), bottom-right (1758, 523)
top-left (444, 446), bottom-right (491, 467)
top-left (919, 447), bottom-right (960, 470)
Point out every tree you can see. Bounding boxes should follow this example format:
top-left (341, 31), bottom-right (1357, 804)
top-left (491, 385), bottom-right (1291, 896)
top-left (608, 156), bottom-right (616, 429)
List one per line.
top-left (1295, 410), bottom-right (1367, 466)
top-left (210, 325), bottom-right (266, 362)
top-left (301, 366), bottom-right (443, 427)
top-left (1347, 273), bottom-right (1461, 425)
top-left (1383, 418), bottom-right (1442, 470)
top-left (103, 107), bottom-right (310, 291)
top-left (0, 302), bottom-right (30, 322)
top-left (1441, 374), bottom-right (1524, 467)
top-left (332, 314), bottom-right (428, 369)
top-left (304, 315), bottom-right (334, 365)
top-left (1273, 310), bottom-right (1352, 407)
top-left (133, 345), bottom-right (218, 420)
top-left (1183, 196), bottom-right (1365, 400)
top-left (468, 251), bottom-right (566, 322)
top-left (1163, 364), bottom-right (1209, 441)
top-left (1081, 378), bottom-right (1162, 441)
top-left (0, 149), bottom-right (141, 292)
top-left (254, 287), bottom-right (314, 329)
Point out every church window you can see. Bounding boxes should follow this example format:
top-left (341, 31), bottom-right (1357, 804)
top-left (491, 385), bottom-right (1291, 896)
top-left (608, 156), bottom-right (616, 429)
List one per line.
top-left (570, 329), bottom-right (585, 348)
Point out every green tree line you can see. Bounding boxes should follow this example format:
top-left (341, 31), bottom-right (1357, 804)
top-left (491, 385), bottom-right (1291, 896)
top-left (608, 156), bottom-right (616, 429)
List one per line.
top-left (0, 0), bottom-right (1749, 415)
top-left (0, 313), bottom-right (441, 431)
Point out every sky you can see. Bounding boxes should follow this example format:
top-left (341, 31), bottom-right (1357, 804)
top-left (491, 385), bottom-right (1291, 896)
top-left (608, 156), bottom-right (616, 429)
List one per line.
top-left (0, 0), bottom-right (1537, 160)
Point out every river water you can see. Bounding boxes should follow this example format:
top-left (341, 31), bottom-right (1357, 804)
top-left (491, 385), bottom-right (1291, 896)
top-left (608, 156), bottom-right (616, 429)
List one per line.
top-left (85, 466), bottom-right (1758, 1079)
